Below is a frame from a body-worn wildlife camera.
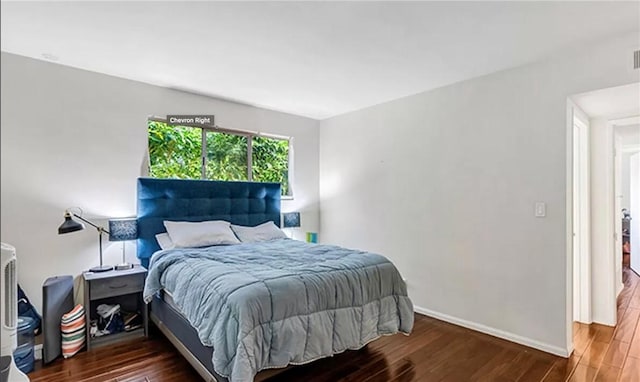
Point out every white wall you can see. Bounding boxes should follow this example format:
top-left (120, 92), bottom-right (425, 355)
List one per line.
top-left (319, 32), bottom-right (639, 355)
top-left (0, 52), bottom-right (320, 312)
top-left (589, 118), bottom-right (616, 325)
top-left (622, 152), bottom-right (633, 212)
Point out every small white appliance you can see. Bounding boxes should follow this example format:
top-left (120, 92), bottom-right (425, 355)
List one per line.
top-left (1, 242), bottom-right (30, 382)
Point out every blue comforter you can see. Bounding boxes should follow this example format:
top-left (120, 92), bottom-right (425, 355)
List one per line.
top-left (143, 238), bottom-right (413, 382)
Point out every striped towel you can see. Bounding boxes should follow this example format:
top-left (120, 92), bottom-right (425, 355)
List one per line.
top-left (61, 304), bottom-right (86, 358)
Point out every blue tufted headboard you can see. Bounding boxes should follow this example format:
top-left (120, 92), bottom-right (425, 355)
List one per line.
top-left (136, 178), bottom-right (281, 268)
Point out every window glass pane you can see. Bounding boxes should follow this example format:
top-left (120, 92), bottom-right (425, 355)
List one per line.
top-left (252, 136), bottom-right (290, 195)
top-left (205, 131), bottom-right (248, 181)
top-left (148, 120), bottom-right (202, 179)
top-left (148, 120), bottom-right (292, 197)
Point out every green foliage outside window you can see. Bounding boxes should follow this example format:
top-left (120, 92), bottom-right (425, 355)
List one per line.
top-left (252, 136), bottom-right (290, 195)
top-left (206, 132), bottom-right (248, 181)
top-left (148, 121), bottom-right (201, 179)
top-left (148, 120), bottom-right (291, 195)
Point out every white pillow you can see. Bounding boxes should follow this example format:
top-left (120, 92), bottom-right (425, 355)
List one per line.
top-left (231, 221), bottom-right (287, 243)
top-left (163, 220), bottom-right (240, 248)
top-left (155, 233), bottom-right (175, 250)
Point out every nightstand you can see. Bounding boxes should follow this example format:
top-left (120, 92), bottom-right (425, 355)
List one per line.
top-left (82, 265), bottom-right (148, 350)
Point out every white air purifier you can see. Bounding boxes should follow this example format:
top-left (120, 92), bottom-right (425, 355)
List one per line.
top-left (1, 242), bottom-right (30, 382)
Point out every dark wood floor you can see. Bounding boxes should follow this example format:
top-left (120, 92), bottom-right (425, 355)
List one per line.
top-left (30, 269), bottom-right (640, 382)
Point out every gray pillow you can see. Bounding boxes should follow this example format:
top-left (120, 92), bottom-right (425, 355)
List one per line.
top-left (155, 233), bottom-right (174, 250)
top-left (231, 221), bottom-right (287, 243)
top-left (164, 220), bottom-right (240, 248)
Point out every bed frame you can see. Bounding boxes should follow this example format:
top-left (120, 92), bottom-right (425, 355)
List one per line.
top-left (136, 178), bottom-right (283, 381)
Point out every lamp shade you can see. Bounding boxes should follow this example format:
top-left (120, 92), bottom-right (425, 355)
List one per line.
top-left (108, 218), bottom-right (138, 241)
top-left (58, 214), bottom-right (85, 234)
top-left (282, 212), bottom-right (301, 228)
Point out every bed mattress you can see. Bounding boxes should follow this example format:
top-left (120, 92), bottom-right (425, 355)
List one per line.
top-left (160, 289), bottom-right (180, 313)
top-left (144, 238), bottom-right (413, 382)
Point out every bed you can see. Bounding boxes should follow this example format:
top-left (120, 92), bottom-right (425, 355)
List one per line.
top-left (136, 178), bottom-right (413, 382)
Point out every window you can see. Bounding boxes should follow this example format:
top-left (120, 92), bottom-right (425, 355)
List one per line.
top-left (148, 119), bottom-right (292, 196)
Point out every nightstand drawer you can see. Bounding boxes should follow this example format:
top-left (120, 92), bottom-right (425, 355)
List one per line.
top-left (90, 274), bottom-right (144, 300)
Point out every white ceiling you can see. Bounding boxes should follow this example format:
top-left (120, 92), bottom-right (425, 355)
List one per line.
top-left (572, 83), bottom-right (640, 120)
top-left (615, 124), bottom-right (640, 146)
top-left (1, 2), bottom-right (639, 120)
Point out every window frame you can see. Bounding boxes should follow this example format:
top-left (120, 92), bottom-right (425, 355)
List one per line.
top-left (147, 117), bottom-right (294, 197)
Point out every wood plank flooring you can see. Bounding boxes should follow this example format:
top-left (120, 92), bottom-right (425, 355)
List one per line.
top-left (549, 266), bottom-right (640, 382)
top-left (30, 268), bottom-right (640, 382)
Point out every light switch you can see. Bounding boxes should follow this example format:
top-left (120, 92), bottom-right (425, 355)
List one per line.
top-left (535, 202), bottom-right (546, 217)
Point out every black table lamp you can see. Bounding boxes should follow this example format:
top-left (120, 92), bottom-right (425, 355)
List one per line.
top-left (58, 209), bottom-right (113, 272)
top-left (108, 218), bottom-right (137, 271)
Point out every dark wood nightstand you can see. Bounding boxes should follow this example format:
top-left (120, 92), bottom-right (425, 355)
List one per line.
top-left (82, 265), bottom-right (148, 350)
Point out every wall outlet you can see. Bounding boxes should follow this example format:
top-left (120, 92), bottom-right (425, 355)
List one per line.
top-left (535, 202), bottom-right (546, 217)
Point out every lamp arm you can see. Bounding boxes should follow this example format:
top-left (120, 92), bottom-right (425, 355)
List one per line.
top-left (70, 213), bottom-right (111, 235)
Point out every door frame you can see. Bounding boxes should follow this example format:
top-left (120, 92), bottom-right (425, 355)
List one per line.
top-left (569, 101), bottom-right (592, 325)
top-left (565, 100), bottom-right (588, 355)
top-left (630, 152), bottom-right (640, 276)
top-left (613, 130), bottom-right (624, 297)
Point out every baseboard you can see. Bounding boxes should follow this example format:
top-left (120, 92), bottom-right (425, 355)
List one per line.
top-left (618, 282), bottom-right (624, 298)
top-left (413, 305), bottom-right (569, 357)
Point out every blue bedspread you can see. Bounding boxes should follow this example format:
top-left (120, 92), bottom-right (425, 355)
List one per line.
top-left (144, 238), bottom-right (414, 382)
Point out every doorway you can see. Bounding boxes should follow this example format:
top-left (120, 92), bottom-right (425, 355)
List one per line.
top-left (567, 82), bottom-right (640, 354)
top-left (612, 120), bottom-right (640, 280)
top-left (616, 124), bottom-right (640, 276)
top-left (630, 152), bottom-right (640, 274)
